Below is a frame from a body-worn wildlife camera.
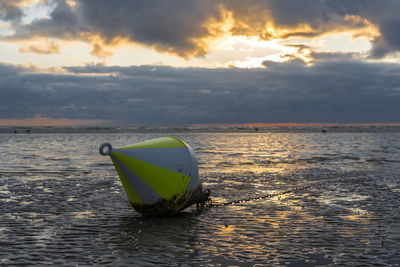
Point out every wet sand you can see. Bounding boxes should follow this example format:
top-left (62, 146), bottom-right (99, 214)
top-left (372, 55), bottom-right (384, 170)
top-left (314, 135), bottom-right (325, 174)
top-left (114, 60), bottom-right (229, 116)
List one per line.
top-left (1, 132), bottom-right (400, 266)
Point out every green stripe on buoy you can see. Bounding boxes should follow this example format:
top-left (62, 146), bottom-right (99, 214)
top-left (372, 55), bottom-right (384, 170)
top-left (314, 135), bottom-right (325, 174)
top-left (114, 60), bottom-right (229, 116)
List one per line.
top-left (111, 157), bottom-right (143, 205)
top-left (113, 152), bottom-right (191, 201)
top-left (117, 137), bottom-right (186, 150)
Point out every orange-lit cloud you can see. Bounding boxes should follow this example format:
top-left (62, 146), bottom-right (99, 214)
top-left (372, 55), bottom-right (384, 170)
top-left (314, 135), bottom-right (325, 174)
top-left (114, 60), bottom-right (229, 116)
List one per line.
top-left (90, 43), bottom-right (113, 58)
top-left (0, 116), bottom-right (106, 126)
top-left (2, 0), bottom-right (400, 63)
top-left (65, 0), bottom-right (77, 7)
top-left (4, 0), bottom-right (396, 60)
top-left (13, 0), bottom-right (47, 7)
top-left (19, 39), bottom-right (60, 54)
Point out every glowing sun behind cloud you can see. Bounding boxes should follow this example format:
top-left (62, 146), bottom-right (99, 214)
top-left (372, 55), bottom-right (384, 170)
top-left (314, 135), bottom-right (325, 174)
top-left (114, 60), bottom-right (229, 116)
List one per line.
top-left (211, 36), bottom-right (298, 68)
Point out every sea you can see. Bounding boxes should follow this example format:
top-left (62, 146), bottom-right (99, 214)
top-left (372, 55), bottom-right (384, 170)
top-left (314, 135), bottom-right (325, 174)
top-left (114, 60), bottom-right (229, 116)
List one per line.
top-left (0, 126), bottom-right (400, 266)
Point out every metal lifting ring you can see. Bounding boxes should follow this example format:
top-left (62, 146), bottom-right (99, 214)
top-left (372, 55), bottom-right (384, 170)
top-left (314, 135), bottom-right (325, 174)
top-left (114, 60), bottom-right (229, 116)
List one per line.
top-left (99, 142), bottom-right (113, 156)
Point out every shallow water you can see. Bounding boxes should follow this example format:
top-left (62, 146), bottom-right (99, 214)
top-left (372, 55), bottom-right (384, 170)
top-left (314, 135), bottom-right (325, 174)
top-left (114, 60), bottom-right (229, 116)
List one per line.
top-left (1, 131), bottom-right (400, 266)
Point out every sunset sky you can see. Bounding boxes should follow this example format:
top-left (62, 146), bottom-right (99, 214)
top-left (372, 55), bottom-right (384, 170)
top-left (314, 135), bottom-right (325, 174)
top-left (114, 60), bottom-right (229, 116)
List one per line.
top-left (1, 0), bottom-right (400, 126)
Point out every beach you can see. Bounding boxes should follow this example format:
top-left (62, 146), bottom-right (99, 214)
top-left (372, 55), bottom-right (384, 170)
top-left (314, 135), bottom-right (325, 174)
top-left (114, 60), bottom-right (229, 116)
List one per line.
top-left (1, 128), bottom-right (400, 266)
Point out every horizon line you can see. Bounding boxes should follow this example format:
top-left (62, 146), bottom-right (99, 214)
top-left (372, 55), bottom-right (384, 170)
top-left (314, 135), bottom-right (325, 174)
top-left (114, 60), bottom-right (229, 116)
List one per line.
top-left (191, 122), bottom-right (400, 127)
top-left (2, 121), bottom-right (400, 128)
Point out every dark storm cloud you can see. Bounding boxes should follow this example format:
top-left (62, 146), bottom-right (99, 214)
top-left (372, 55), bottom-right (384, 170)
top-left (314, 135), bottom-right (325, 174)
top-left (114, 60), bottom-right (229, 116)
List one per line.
top-left (0, 0), bottom-right (24, 23)
top-left (1, 60), bottom-right (399, 124)
top-left (9, 0), bottom-right (220, 57)
top-left (78, 0), bottom-right (220, 56)
top-left (11, 1), bottom-right (80, 40)
top-left (4, 0), bottom-right (400, 58)
top-left (309, 52), bottom-right (361, 62)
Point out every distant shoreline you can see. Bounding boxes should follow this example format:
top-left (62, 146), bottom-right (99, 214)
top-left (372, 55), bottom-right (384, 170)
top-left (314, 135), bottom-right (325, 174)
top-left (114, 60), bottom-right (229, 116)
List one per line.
top-left (2, 125), bottom-right (400, 134)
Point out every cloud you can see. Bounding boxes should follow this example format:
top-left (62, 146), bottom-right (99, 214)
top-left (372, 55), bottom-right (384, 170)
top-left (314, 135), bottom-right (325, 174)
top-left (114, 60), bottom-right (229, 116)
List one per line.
top-left (90, 43), bottom-right (113, 58)
top-left (0, 115), bottom-right (105, 126)
top-left (223, 0), bottom-right (394, 56)
top-left (10, 0), bottom-right (79, 39)
top-left (19, 39), bottom-right (60, 54)
top-left (7, 0), bottom-right (222, 57)
top-left (0, 1), bottom-right (24, 23)
top-left (3, 0), bottom-right (400, 58)
top-left (309, 51), bottom-right (361, 62)
top-left (1, 60), bottom-right (399, 125)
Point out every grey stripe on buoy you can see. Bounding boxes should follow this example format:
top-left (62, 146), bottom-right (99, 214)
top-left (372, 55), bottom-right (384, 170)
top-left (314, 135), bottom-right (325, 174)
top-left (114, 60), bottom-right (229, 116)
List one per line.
top-left (186, 146), bottom-right (199, 191)
top-left (111, 155), bottom-right (161, 204)
top-left (114, 147), bottom-right (192, 175)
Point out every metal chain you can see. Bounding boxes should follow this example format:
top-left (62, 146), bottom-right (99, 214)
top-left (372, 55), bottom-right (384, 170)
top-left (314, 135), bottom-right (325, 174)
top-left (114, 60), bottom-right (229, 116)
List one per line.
top-left (198, 176), bottom-right (368, 209)
top-left (206, 185), bottom-right (313, 208)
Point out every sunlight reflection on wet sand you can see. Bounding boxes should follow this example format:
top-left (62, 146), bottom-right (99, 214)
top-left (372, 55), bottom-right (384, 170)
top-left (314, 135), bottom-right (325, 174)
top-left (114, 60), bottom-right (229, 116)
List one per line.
top-left (0, 132), bottom-right (400, 265)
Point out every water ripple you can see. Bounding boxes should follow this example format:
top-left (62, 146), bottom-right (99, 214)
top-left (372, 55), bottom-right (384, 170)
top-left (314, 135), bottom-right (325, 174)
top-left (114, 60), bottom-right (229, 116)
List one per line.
top-left (0, 132), bottom-right (399, 265)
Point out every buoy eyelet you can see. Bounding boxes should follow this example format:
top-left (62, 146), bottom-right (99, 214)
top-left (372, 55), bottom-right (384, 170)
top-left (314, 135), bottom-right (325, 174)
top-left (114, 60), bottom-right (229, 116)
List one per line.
top-left (99, 142), bottom-right (113, 156)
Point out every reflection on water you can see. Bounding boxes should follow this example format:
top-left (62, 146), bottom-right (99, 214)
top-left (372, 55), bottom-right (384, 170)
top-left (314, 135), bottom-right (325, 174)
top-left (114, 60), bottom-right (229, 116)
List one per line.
top-left (0, 131), bottom-right (400, 265)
